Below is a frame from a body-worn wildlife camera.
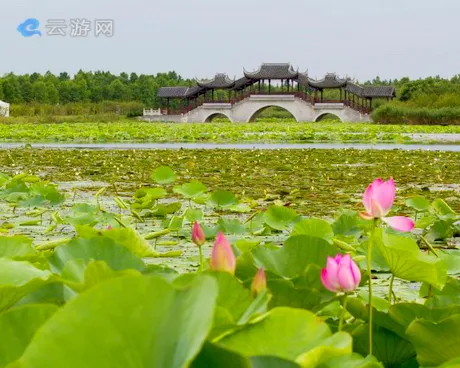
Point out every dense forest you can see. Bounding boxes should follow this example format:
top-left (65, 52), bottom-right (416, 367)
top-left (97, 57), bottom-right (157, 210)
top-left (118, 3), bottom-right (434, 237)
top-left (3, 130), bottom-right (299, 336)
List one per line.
top-left (1, 70), bottom-right (460, 123)
top-left (0, 71), bottom-right (194, 106)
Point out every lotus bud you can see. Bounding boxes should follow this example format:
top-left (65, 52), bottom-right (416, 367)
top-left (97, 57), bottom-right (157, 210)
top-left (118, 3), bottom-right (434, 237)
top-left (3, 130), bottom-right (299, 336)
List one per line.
top-left (191, 221), bottom-right (206, 247)
top-left (210, 232), bottom-right (236, 275)
top-left (251, 268), bottom-right (267, 296)
top-left (321, 254), bottom-right (361, 293)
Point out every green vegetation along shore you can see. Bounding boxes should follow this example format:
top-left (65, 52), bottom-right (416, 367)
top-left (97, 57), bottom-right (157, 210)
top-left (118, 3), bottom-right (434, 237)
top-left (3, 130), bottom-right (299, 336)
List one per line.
top-left (1, 120), bottom-right (460, 143)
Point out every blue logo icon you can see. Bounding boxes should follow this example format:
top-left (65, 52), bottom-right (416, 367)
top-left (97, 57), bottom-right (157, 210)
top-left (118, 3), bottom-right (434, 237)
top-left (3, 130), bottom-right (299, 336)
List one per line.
top-left (17, 18), bottom-right (42, 37)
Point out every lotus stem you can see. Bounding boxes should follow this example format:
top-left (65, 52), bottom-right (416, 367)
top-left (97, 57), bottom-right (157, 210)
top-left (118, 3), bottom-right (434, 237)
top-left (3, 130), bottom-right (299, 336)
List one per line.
top-left (388, 274), bottom-right (395, 304)
top-left (367, 227), bottom-right (376, 356)
top-left (198, 246), bottom-right (204, 272)
top-left (420, 236), bottom-right (439, 258)
top-left (338, 294), bottom-right (349, 332)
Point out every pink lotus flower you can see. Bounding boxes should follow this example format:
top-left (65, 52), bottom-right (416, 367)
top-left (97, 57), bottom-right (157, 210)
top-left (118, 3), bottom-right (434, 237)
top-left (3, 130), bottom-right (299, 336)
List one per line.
top-left (210, 232), bottom-right (236, 275)
top-left (191, 221), bottom-right (206, 247)
top-left (361, 178), bottom-right (414, 232)
top-left (321, 254), bottom-right (361, 293)
top-left (251, 268), bottom-right (267, 296)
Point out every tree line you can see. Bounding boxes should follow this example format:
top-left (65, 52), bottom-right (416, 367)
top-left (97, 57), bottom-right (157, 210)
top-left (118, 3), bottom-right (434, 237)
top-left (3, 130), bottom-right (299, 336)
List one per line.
top-left (0, 71), bottom-right (193, 107)
top-left (1, 70), bottom-right (460, 108)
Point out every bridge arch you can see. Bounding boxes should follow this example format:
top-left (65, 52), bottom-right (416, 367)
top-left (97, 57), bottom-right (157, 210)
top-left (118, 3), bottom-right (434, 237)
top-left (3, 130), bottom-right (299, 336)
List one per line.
top-left (203, 112), bottom-right (233, 123)
top-left (247, 105), bottom-right (299, 123)
top-left (314, 112), bottom-right (343, 122)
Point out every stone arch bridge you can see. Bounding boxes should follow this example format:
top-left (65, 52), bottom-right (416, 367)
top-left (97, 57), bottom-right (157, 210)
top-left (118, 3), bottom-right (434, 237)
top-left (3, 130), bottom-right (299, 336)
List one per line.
top-left (143, 94), bottom-right (370, 123)
top-left (144, 63), bottom-right (396, 123)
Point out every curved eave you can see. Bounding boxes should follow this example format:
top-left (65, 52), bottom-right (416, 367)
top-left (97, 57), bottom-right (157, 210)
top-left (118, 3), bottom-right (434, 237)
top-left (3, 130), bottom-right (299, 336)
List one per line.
top-left (196, 82), bottom-right (235, 89)
top-left (243, 72), bottom-right (299, 79)
top-left (243, 64), bottom-right (298, 80)
top-left (196, 74), bottom-right (235, 89)
top-left (308, 78), bottom-right (347, 89)
top-left (232, 77), bottom-right (254, 90)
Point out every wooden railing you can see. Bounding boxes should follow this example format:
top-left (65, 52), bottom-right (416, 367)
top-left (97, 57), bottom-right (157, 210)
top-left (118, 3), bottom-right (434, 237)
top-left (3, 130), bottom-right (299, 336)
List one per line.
top-left (164, 92), bottom-right (372, 115)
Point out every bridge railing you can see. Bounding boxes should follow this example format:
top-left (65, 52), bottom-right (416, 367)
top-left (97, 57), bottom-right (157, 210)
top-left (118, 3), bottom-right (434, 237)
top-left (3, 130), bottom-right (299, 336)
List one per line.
top-left (160, 93), bottom-right (373, 116)
top-left (344, 100), bottom-right (371, 114)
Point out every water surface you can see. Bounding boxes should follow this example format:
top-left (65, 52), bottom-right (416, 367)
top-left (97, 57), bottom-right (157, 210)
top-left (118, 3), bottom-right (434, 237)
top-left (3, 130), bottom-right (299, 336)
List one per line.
top-left (2, 142), bottom-right (460, 151)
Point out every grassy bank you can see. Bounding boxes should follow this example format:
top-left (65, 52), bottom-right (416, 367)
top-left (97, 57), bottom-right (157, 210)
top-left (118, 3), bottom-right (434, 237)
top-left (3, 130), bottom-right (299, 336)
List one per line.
top-left (372, 104), bottom-right (460, 125)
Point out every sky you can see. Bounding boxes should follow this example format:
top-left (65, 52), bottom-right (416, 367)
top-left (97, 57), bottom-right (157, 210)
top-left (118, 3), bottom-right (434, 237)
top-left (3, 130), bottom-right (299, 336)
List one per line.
top-left (1, 0), bottom-right (459, 81)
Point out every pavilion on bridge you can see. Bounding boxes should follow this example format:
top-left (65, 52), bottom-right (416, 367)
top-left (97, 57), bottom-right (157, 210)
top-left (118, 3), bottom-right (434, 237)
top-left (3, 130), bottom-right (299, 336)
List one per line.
top-left (156, 63), bottom-right (396, 115)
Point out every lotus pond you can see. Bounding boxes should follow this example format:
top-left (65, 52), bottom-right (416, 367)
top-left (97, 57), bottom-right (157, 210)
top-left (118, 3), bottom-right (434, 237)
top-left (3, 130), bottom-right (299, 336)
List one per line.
top-left (0, 147), bottom-right (459, 367)
top-left (2, 120), bottom-right (460, 144)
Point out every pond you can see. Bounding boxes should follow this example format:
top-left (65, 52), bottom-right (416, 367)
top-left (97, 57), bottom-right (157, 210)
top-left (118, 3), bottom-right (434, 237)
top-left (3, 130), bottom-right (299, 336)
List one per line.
top-left (2, 142), bottom-right (460, 151)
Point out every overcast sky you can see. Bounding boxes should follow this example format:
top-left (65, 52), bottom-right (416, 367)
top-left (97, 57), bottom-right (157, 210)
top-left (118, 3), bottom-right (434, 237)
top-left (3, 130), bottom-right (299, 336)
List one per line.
top-left (2, 0), bottom-right (459, 81)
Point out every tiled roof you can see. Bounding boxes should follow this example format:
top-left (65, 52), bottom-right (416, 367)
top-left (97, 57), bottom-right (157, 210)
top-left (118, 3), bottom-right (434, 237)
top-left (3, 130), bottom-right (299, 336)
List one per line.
top-left (344, 82), bottom-right (364, 96)
top-left (185, 86), bottom-right (204, 97)
top-left (244, 63), bottom-right (298, 80)
top-left (297, 72), bottom-right (310, 88)
top-left (157, 86), bottom-right (204, 98)
top-left (308, 73), bottom-right (347, 88)
top-left (197, 73), bottom-right (235, 89)
top-left (232, 76), bottom-right (253, 90)
top-left (157, 87), bottom-right (190, 98)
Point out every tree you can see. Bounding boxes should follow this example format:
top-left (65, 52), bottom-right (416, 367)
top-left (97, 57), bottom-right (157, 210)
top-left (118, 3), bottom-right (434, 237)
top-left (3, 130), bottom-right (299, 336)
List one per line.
top-left (119, 72), bottom-right (129, 84)
top-left (45, 82), bottom-right (59, 104)
top-left (2, 76), bottom-right (23, 103)
top-left (107, 79), bottom-right (132, 101)
top-left (59, 72), bottom-right (70, 81)
top-left (32, 81), bottom-right (48, 103)
top-left (130, 72), bottom-right (139, 83)
top-left (19, 77), bottom-right (33, 103)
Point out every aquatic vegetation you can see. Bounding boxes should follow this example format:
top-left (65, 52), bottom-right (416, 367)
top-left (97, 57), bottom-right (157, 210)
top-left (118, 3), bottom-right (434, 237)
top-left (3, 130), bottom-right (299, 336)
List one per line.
top-left (1, 147), bottom-right (459, 217)
top-left (1, 120), bottom-right (460, 143)
top-left (0, 165), bottom-right (457, 366)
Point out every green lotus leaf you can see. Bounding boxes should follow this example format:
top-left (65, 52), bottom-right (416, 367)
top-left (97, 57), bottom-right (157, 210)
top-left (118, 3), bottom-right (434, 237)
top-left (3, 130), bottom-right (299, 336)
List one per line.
top-left (291, 218), bottom-right (334, 243)
top-left (49, 237), bottom-right (146, 274)
top-left (173, 180), bottom-right (208, 199)
top-left (13, 275), bottom-right (218, 368)
top-left (151, 166), bottom-right (177, 184)
top-left (209, 190), bottom-right (238, 209)
top-left (0, 235), bottom-right (36, 260)
top-left (353, 324), bottom-right (416, 367)
top-left (263, 206), bottom-right (299, 231)
top-left (372, 229), bottom-right (447, 289)
top-left (217, 307), bottom-right (352, 366)
top-left (252, 235), bottom-right (338, 278)
top-left (0, 259), bottom-right (54, 312)
top-left (406, 314), bottom-right (460, 367)
top-left (75, 225), bottom-right (157, 257)
top-left (192, 342), bottom-right (301, 368)
top-left (0, 304), bottom-right (58, 368)
top-left (405, 196), bottom-right (431, 212)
